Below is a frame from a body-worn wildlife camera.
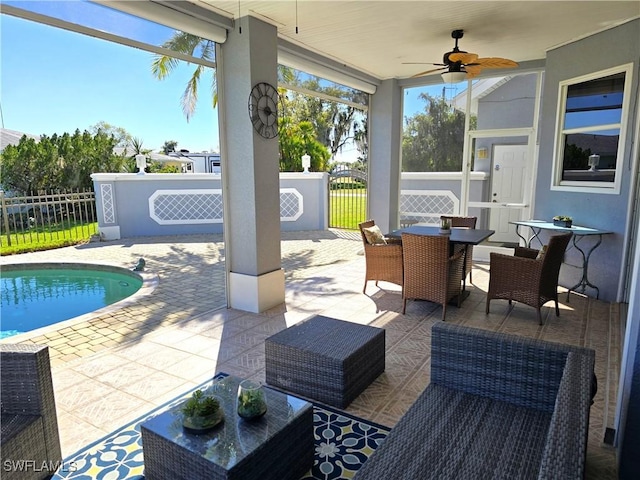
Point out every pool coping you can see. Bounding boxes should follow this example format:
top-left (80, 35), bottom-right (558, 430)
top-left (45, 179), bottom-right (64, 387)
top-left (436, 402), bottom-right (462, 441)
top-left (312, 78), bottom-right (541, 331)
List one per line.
top-left (0, 261), bottom-right (159, 344)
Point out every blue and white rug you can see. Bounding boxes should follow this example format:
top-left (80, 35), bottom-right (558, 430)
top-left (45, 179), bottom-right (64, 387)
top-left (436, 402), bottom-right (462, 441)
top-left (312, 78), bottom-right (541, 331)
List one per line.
top-left (52, 374), bottom-right (389, 480)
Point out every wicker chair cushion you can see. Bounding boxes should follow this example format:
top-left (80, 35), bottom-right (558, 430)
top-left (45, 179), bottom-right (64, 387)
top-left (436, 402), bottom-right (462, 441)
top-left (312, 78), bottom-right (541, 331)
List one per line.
top-left (362, 225), bottom-right (387, 245)
top-left (354, 384), bottom-right (551, 479)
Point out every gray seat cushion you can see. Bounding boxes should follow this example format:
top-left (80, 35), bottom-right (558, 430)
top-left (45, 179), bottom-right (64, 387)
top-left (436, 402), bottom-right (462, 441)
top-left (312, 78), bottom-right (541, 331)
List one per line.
top-left (355, 384), bottom-right (552, 479)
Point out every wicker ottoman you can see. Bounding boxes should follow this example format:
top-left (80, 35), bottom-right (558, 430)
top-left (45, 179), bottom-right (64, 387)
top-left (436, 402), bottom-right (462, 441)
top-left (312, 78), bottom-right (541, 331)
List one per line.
top-left (265, 315), bottom-right (385, 408)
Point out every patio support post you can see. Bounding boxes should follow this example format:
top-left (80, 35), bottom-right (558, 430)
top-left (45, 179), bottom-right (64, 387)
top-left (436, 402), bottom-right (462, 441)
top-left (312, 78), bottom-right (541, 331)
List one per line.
top-left (218, 16), bottom-right (285, 313)
top-left (368, 79), bottom-right (402, 233)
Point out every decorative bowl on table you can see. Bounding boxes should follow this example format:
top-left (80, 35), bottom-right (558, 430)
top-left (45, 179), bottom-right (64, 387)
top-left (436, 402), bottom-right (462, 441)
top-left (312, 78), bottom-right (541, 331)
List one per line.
top-left (181, 389), bottom-right (224, 434)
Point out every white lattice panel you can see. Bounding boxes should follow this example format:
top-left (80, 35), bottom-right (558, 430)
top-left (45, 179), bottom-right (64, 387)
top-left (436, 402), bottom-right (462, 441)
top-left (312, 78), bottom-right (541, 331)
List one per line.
top-left (147, 188), bottom-right (304, 225)
top-left (280, 188), bottom-right (303, 221)
top-left (100, 183), bottom-right (115, 224)
top-left (149, 189), bottom-right (223, 225)
top-left (400, 190), bottom-right (459, 225)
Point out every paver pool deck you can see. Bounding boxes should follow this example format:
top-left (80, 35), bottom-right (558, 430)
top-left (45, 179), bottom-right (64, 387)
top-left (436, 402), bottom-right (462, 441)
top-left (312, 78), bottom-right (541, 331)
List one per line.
top-left (0, 230), bottom-right (622, 478)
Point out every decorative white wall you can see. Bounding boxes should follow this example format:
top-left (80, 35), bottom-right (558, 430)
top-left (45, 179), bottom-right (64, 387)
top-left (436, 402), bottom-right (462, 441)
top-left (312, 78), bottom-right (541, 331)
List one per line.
top-left (91, 173), bottom-right (327, 239)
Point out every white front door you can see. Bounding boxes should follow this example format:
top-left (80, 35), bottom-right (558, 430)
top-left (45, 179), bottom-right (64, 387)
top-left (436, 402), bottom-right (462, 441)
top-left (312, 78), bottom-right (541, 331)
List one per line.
top-left (489, 145), bottom-right (528, 243)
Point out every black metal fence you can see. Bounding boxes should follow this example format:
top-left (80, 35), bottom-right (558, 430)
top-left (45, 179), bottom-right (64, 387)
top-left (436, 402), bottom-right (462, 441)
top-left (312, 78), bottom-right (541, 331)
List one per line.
top-left (0, 189), bottom-right (97, 249)
top-left (328, 168), bottom-right (368, 229)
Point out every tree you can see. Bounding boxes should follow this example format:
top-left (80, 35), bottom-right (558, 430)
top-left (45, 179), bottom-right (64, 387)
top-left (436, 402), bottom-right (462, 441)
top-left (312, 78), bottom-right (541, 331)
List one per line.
top-left (278, 118), bottom-right (330, 172)
top-left (563, 143), bottom-right (591, 169)
top-left (90, 121), bottom-right (132, 148)
top-left (151, 33), bottom-right (216, 121)
top-left (353, 118), bottom-right (368, 166)
top-left (119, 137), bottom-right (150, 173)
top-left (402, 93), bottom-right (475, 172)
top-left (281, 75), bottom-right (368, 164)
top-left (0, 129), bottom-right (121, 192)
top-left (152, 44), bottom-right (366, 171)
top-left (162, 140), bottom-right (178, 154)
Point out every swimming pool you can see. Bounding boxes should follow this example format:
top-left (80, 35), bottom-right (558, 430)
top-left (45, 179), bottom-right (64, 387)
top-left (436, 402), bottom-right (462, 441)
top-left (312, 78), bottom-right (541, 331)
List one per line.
top-left (1, 263), bottom-right (145, 339)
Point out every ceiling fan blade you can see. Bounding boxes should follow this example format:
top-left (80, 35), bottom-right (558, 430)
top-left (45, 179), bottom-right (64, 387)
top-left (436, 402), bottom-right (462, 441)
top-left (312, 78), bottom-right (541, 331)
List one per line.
top-left (474, 57), bottom-right (519, 68)
top-left (402, 62), bottom-right (446, 66)
top-left (449, 52), bottom-right (478, 64)
top-left (464, 65), bottom-right (482, 78)
top-left (411, 66), bottom-right (447, 78)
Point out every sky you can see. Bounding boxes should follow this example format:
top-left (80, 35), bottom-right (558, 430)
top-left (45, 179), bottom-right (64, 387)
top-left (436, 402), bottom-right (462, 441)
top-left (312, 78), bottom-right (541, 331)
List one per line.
top-left (1, 2), bottom-right (464, 159)
top-left (1, 7), bottom-right (218, 153)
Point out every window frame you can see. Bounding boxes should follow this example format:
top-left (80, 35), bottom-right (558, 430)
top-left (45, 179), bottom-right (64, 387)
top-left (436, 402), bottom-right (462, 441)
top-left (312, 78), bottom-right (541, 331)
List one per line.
top-left (551, 63), bottom-right (633, 194)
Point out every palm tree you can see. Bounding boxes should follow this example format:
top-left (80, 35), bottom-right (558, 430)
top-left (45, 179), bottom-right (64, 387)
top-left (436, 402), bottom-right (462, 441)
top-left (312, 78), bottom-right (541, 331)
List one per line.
top-left (121, 137), bottom-right (150, 173)
top-left (151, 33), bottom-right (217, 122)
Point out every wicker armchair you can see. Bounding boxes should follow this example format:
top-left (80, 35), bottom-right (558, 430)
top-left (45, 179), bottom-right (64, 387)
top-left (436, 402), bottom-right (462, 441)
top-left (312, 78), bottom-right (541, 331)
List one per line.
top-left (358, 220), bottom-right (404, 294)
top-left (401, 232), bottom-right (464, 319)
top-left (440, 215), bottom-right (477, 284)
top-left (486, 233), bottom-right (572, 325)
top-left (353, 322), bottom-right (596, 480)
top-left (1, 344), bottom-right (62, 480)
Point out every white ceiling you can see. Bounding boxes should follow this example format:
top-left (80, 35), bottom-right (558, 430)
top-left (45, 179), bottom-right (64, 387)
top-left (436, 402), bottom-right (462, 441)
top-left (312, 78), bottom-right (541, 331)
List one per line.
top-left (194, 0), bottom-right (639, 81)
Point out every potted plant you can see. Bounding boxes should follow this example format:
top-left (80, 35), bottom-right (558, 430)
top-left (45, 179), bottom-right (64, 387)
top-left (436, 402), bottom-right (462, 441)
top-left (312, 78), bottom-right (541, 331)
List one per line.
top-left (553, 215), bottom-right (573, 228)
top-left (237, 380), bottom-right (267, 419)
top-left (181, 389), bottom-right (223, 433)
top-left (439, 218), bottom-right (452, 235)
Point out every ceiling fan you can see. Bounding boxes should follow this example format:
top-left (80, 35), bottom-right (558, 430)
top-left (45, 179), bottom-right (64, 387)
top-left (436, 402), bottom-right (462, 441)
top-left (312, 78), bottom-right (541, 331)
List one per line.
top-left (406, 30), bottom-right (518, 82)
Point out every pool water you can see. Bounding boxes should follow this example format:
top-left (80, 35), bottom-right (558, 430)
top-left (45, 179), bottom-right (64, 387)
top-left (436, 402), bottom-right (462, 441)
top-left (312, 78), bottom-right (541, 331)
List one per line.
top-left (1, 266), bottom-right (143, 339)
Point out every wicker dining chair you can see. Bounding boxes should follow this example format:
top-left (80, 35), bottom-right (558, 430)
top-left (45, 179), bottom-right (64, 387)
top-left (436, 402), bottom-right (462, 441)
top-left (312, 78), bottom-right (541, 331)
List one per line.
top-left (440, 215), bottom-right (477, 284)
top-left (358, 220), bottom-right (404, 294)
top-left (401, 232), bottom-right (464, 319)
top-left (486, 233), bottom-right (572, 325)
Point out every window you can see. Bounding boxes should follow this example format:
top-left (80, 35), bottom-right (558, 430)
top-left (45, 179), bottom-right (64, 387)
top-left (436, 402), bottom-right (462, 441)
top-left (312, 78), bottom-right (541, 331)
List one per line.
top-left (552, 64), bottom-right (632, 193)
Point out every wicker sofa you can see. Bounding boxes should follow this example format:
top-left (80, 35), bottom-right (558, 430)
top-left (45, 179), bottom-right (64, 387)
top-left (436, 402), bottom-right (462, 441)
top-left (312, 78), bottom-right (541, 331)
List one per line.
top-left (354, 323), bottom-right (596, 480)
top-left (1, 344), bottom-right (61, 480)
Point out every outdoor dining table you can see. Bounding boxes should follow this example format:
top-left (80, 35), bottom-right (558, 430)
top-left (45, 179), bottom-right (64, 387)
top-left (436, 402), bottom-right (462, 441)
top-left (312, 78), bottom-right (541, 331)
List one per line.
top-left (386, 224), bottom-right (495, 303)
top-left (386, 225), bottom-right (495, 246)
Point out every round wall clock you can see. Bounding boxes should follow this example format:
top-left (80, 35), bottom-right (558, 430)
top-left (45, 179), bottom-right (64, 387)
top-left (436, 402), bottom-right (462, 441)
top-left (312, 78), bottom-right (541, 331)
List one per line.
top-left (248, 82), bottom-right (279, 139)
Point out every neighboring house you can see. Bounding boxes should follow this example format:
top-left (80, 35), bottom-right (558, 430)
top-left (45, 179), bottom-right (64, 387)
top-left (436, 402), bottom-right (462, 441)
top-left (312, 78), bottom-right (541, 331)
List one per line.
top-left (169, 151), bottom-right (222, 174)
top-left (450, 76), bottom-right (511, 114)
top-left (0, 128), bottom-right (40, 152)
top-left (0, 128), bottom-right (41, 196)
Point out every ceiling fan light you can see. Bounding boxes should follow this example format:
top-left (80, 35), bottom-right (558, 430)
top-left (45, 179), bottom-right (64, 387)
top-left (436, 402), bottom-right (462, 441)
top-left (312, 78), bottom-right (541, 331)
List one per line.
top-left (441, 71), bottom-right (467, 84)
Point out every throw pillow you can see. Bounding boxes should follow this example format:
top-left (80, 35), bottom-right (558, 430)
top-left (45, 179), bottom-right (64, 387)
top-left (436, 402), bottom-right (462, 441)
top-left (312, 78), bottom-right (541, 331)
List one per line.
top-left (363, 225), bottom-right (387, 245)
top-left (536, 245), bottom-right (548, 260)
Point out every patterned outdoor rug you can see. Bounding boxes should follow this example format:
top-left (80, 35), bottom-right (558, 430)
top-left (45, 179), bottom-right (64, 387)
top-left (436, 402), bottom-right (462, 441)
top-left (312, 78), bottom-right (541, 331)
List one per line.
top-left (52, 373), bottom-right (389, 480)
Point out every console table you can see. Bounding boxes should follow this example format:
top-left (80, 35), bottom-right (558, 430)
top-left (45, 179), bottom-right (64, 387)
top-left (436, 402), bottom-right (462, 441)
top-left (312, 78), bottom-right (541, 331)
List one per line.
top-left (141, 375), bottom-right (313, 480)
top-left (510, 220), bottom-right (612, 300)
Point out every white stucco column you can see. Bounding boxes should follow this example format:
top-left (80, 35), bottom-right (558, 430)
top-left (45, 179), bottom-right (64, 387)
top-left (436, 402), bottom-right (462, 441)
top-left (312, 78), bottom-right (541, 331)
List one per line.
top-left (218, 16), bottom-right (284, 312)
top-left (368, 79), bottom-right (403, 233)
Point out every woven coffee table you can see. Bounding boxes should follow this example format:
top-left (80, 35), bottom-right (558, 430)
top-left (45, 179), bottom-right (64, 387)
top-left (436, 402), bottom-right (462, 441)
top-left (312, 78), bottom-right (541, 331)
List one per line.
top-left (265, 315), bottom-right (385, 408)
top-left (140, 375), bottom-right (313, 480)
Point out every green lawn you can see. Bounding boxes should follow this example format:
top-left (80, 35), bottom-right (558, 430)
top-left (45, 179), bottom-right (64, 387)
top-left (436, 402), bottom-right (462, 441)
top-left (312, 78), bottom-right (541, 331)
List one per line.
top-left (0, 191), bottom-right (366, 254)
top-left (329, 190), bottom-right (367, 229)
top-left (0, 221), bottom-right (98, 255)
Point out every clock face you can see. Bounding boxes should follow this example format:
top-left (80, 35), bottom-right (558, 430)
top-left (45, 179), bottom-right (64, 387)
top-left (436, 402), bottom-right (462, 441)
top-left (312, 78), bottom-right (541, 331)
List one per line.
top-left (248, 82), bottom-right (279, 139)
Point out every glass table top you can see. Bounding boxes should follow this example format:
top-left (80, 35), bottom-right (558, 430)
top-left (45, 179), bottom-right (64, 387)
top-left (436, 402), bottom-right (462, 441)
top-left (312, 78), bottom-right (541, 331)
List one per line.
top-left (140, 375), bottom-right (312, 470)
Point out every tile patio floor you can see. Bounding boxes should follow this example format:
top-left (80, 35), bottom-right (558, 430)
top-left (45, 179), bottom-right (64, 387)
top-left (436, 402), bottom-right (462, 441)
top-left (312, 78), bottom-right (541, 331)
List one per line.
top-left (0, 230), bottom-right (622, 479)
